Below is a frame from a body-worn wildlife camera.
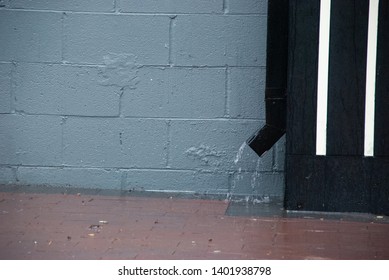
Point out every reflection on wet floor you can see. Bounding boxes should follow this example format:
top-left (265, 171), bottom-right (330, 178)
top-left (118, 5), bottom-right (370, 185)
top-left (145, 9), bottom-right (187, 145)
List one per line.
top-left (226, 199), bottom-right (389, 224)
top-left (0, 185), bottom-right (389, 260)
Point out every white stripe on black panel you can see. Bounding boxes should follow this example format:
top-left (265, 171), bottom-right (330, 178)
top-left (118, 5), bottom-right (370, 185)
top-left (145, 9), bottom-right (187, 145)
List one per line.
top-left (364, 0), bottom-right (379, 157)
top-left (316, 0), bottom-right (332, 156)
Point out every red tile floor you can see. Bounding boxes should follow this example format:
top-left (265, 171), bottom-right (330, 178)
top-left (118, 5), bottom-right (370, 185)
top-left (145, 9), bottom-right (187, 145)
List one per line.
top-left (0, 189), bottom-right (389, 260)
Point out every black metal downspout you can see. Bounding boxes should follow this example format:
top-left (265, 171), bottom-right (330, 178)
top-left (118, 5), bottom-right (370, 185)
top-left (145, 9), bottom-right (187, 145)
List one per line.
top-left (247, 0), bottom-right (289, 156)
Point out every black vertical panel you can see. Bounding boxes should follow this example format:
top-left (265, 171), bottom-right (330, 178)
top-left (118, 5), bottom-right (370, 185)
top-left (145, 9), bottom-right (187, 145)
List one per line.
top-left (371, 159), bottom-right (389, 214)
top-left (286, 0), bottom-right (389, 216)
top-left (286, 0), bottom-right (320, 155)
top-left (375, 1), bottom-right (389, 157)
top-left (286, 156), bottom-right (372, 213)
top-left (285, 155), bottom-right (326, 211)
top-left (324, 157), bottom-right (371, 213)
top-left (326, 0), bottom-right (369, 156)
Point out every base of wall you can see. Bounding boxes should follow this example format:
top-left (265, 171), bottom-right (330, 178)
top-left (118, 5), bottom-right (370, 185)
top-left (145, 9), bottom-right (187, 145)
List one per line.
top-left (0, 183), bottom-right (283, 205)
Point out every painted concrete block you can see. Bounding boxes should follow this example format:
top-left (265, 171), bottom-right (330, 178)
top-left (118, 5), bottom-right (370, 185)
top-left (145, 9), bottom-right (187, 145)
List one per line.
top-left (228, 0), bottom-right (267, 14)
top-left (229, 67), bottom-right (266, 119)
top-left (169, 120), bottom-right (272, 172)
top-left (9, 0), bottom-right (114, 12)
top-left (255, 172), bottom-right (285, 197)
top-left (63, 118), bottom-right (168, 168)
top-left (274, 135), bottom-right (285, 171)
top-left (191, 171), bottom-right (230, 194)
top-left (0, 2), bottom-right (282, 198)
top-left (232, 171), bottom-right (284, 198)
top-left (0, 0), bottom-right (9, 8)
top-left (15, 63), bottom-right (120, 116)
top-left (0, 10), bottom-right (62, 62)
top-left (124, 169), bottom-right (229, 194)
top-left (0, 167), bottom-right (16, 184)
top-left (173, 15), bottom-right (266, 66)
top-left (0, 63), bottom-right (12, 113)
top-left (0, 115), bottom-right (62, 165)
top-left (17, 167), bottom-right (122, 189)
top-left (63, 14), bottom-right (170, 65)
top-left (122, 67), bottom-right (225, 118)
top-left (118, 0), bottom-right (223, 14)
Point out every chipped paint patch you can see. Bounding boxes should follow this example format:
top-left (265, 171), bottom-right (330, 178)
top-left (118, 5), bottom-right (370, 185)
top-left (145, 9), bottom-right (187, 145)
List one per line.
top-left (98, 53), bottom-right (140, 89)
top-left (185, 145), bottom-right (226, 167)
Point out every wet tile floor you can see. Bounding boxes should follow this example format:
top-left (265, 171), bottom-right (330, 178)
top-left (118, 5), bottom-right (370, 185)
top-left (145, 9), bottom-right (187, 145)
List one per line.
top-left (1, 188), bottom-right (389, 260)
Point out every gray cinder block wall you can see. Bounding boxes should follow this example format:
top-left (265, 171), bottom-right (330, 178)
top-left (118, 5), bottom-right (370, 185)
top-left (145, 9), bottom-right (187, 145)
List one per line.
top-left (0, 0), bottom-right (285, 200)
